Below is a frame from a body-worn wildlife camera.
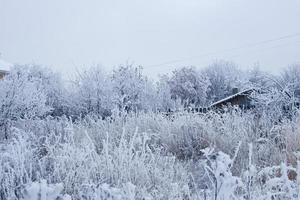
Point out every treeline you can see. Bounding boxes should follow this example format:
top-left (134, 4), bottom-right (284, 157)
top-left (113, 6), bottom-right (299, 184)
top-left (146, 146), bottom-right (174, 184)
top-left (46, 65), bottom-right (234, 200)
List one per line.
top-left (0, 60), bottom-right (299, 138)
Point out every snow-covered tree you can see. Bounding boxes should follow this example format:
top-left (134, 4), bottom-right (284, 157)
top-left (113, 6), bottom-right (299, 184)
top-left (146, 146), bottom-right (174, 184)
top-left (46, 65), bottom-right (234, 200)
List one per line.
top-left (111, 64), bottom-right (146, 113)
top-left (72, 66), bottom-right (113, 118)
top-left (156, 75), bottom-right (176, 112)
top-left (204, 60), bottom-right (246, 103)
top-left (139, 77), bottom-right (159, 112)
top-left (25, 65), bottom-right (66, 117)
top-left (281, 63), bottom-right (300, 98)
top-left (251, 70), bottom-right (298, 121)
top-left (247, 64), bottom-right (270, 89)
top-left (168, 66), bottom-right (210, 108)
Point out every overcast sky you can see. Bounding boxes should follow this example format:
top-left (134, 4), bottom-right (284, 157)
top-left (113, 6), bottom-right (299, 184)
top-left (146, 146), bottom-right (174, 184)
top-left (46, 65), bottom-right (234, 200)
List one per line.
top-left (0, 0), bottom-right (300, 78)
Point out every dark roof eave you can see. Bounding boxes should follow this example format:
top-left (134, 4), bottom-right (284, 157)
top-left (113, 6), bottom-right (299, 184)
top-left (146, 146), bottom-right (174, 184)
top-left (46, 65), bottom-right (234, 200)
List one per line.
top-left (210, 88), bottom-right (255, 107)
top-left (0, 70), bottom-right (9, 74)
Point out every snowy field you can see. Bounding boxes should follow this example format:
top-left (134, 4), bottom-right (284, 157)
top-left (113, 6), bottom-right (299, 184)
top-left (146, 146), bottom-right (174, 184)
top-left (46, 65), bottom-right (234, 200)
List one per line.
top-left (1, 63), bottom-right (300, 199)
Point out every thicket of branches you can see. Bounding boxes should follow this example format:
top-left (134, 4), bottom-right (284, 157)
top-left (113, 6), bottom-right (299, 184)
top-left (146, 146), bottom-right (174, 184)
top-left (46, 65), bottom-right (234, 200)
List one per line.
top-left (0, 61), bottom-right (300, 199)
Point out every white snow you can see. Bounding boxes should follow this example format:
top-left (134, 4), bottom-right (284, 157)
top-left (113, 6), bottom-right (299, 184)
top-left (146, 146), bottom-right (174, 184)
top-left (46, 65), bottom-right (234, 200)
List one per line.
top-left (0, 59), bottom-right (13, 71)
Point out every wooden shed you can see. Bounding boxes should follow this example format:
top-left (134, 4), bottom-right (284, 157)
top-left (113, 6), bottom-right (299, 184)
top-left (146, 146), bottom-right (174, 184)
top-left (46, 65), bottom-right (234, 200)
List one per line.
top-left (0, 70), bottom-right (8, 80)
top-left (0, 59), bottom-right (11, 79)
top-left (210, 88), bottom-right (255, 109)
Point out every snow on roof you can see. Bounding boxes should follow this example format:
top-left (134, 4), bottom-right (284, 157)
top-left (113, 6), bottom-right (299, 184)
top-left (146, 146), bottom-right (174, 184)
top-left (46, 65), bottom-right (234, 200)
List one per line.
top-left (0, 59), bottom-right (13, 71)
top-left (210, 88), bottom-right (254, 107)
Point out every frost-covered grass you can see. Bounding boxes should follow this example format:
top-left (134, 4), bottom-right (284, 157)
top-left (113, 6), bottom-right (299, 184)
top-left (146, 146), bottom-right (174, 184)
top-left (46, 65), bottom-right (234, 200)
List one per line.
top-left (1, 111), bottom-right (300, 199)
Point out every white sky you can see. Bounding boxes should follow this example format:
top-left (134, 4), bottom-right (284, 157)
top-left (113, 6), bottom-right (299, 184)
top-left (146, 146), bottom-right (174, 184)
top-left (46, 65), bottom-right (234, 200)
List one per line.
top-left (0, 0), bottom-right (300, 78)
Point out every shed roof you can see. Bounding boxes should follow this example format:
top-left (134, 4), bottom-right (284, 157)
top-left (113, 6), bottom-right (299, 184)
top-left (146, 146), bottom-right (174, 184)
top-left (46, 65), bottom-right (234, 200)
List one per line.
top-left (210, 88), bottom-right (254, 107)
top-left (0, 59), bottom-right (12, 71)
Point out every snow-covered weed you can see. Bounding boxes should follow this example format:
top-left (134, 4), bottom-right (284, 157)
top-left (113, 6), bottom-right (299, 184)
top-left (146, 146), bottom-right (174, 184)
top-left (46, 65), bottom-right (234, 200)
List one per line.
top-left (1, 111), bottom-right (300, 199)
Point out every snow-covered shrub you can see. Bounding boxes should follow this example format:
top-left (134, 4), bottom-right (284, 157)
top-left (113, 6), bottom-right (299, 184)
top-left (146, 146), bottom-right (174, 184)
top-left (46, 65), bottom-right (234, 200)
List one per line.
top-left (200, 147), bottom-right (244, 200)
top-left (0, 66), bottom-right (51, 139)
top-left (253, 163), bottom-right (298, 200)
top-left (0, 129), bottom-right (33, 199)
top-left (0, 116), bottom-right (195, 199)
top-left (2, 110), bottom-right (300, 199)
top-left (22, 180), bottom-right (70, 200)
top-left (77, 182), bottom-right (136, 200)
